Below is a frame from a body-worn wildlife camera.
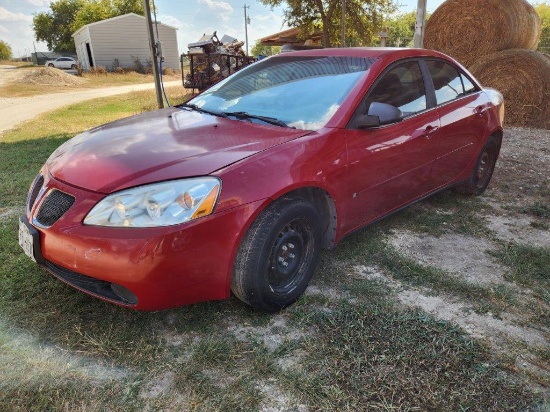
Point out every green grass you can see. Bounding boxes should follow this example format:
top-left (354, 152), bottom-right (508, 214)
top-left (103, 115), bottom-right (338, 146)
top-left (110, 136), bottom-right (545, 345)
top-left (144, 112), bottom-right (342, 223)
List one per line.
top-left (521, 201), bottom-right (550, 219)
top-left (0, 97), bottom-right (547, 410)
top-left (284, 301), bottom-right (537, 411)
top-left (325, 224), bottom-right (516, 315)
top-left (491, 243), bottom-right (550, 306)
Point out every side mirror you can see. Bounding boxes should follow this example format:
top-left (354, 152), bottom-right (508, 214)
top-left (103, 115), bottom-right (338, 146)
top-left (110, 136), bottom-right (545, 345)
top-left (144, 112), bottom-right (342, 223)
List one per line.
top-left (356, 114), bottom-right (381, 129)
top-left (367, 102), bottom-right (403, 125)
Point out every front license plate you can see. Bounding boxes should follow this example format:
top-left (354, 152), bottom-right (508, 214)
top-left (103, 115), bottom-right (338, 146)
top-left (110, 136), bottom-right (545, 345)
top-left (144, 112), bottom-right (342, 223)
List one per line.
top-left (18, 217), bottom-right (36, 262)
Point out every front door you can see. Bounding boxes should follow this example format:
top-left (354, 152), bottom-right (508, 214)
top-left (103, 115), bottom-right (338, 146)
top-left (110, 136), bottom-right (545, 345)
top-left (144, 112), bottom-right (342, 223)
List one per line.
top-left (343, 60), bottom-right (441, 233)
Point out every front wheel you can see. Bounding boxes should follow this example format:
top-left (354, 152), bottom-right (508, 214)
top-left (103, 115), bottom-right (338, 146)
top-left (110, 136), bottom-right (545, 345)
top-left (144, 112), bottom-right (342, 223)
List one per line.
top-left (71, 64), bottom-right (77, 69)
top-left (454, 135), bottom-right (500, 196)
top-left (48, 63), bottom-right (54, 67)
top-left (232, 196), bottom-right (322, 312)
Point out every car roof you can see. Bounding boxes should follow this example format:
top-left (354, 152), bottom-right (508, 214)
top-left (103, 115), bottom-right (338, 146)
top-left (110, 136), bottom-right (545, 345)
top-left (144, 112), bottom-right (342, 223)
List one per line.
top-left (272, 47), bottom-right (451, 61)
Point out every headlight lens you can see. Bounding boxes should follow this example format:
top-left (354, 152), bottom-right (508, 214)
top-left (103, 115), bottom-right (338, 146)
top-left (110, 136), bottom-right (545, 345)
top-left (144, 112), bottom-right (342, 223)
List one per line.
top-left (84, 177), bottom-right (221, 227)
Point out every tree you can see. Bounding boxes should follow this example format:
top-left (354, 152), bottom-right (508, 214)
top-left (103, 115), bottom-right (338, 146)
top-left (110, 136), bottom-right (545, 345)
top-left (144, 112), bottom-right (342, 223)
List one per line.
top-left (32, 0), bottom-right (145, 53)
top-left (259, 0), bottom-right (398, 47)
top-left (383, 11), bottom-right (431, 47)
top-left (534, 2), bottom-right (550, 53)
top-left (33, 0), bottom-right (85, 53)
top-left (251, 41), bottom-right (281, 57)
top-left (0, 40), bottom-right (13, 60)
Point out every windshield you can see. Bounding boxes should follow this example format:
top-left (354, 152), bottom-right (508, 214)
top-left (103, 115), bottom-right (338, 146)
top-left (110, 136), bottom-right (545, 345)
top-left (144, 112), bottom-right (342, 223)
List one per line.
top-left (186, 55), bottom-right (375, 131)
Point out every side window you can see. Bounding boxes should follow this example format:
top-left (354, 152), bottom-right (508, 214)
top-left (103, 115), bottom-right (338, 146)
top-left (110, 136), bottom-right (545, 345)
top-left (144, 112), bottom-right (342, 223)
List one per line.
top-left (461, 73), bottom-right (477, 94)
top-left (365, 61), bottom-right (427, 117)
top-left (425, 60), bottom-right (465, 105)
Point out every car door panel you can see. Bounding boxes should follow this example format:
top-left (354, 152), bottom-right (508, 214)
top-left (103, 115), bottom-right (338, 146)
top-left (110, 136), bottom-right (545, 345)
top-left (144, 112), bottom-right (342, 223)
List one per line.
top-left (431, 92), bottom-right (491, 185)
top-left (344, 110), bottom-right (440, 233)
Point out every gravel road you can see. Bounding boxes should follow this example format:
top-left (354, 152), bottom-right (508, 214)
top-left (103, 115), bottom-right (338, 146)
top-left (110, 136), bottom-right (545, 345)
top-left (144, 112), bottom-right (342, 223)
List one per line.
top-left (0, 65), bottom-right (180, 135)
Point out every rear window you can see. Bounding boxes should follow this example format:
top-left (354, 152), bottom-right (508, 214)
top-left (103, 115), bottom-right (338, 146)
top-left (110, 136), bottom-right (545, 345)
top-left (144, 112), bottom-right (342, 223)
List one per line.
top-left (425, 60), bottom-right (464, 105)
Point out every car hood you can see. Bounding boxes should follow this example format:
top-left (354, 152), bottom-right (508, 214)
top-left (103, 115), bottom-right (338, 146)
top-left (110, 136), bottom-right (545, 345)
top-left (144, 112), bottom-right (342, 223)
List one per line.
top-left (47, 107), bottom-right (310, 193)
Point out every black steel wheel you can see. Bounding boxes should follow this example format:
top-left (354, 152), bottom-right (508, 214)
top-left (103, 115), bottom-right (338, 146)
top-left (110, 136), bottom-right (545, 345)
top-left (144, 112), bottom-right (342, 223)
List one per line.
top-left (232, 196), bottom-right (322, 312)
top-left (455, 135), bottom-right (500, 196)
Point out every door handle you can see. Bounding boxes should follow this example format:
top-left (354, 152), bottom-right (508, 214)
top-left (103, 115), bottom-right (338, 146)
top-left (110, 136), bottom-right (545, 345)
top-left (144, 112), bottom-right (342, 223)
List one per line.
top-left (422, 125), bottom-right (439, 139)
top-left (475, 105), bottom-right (487, 116)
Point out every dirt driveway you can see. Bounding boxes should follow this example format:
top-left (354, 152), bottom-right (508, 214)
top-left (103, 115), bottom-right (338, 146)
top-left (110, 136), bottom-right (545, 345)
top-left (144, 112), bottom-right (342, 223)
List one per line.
top-left (0, 65), bottom-right (180, 135)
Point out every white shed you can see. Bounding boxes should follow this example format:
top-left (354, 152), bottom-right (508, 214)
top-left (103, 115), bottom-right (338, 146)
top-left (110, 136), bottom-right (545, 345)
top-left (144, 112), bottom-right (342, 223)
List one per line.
top-left (72, 13), bottom-right (179, 71)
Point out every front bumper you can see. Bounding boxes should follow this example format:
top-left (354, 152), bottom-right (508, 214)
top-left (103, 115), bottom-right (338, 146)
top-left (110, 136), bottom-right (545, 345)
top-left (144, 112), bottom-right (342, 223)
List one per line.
top-left (23, 173), bottom-right (263, 310)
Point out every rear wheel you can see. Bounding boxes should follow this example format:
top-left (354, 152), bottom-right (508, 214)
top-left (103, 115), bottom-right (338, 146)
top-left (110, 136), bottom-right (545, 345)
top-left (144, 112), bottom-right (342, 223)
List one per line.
top-left (454, 135), bottom-right (499, 196)
top-left (232, 196), bottom-right (322, 312)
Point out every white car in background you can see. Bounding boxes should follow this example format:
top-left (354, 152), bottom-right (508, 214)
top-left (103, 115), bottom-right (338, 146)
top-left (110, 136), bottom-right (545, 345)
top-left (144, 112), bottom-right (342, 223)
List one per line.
top-left (45, 57), bottom-right (78, 69)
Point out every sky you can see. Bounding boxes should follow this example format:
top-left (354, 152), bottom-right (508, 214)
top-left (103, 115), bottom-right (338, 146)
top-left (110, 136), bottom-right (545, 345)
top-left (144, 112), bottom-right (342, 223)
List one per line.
top-left (1, 0), bottom-right (448, 58)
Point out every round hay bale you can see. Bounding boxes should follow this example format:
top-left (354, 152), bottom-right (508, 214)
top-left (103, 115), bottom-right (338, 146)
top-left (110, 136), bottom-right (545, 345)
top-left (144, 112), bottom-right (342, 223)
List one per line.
top-left (23, 67), bottom-right (85, 86)
top-left (469, 49), bottom-right (550, 129)
top-left (425, 0), bottom-right (541, 67)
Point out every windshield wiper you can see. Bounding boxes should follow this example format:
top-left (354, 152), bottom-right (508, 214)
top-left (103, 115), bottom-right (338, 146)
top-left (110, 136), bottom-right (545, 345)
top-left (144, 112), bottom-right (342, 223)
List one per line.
top-left (180, 103), bottom-right (228, 118)
top-left (223, 111), bottom-right (291, 128)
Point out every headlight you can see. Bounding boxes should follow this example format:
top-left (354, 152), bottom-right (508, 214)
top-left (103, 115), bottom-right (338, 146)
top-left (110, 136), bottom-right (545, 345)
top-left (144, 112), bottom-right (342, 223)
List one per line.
top-left (84, 177), bottom-right (221, 227)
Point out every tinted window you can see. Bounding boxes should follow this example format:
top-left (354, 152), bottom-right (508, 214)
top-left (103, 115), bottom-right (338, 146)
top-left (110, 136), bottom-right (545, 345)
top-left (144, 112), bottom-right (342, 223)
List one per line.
top-left (366, 61), bottom-right (427, 116)
top-left (425, 60), bottom-right (465, 105)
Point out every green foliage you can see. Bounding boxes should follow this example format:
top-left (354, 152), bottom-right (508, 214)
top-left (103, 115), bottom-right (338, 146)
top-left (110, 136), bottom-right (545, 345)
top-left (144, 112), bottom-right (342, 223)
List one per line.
top-left (250, 41), bottom-right (281, 57)
top-left (32, 0), bottom-right (85, 53)
top-left (534, 2), bottom-right (550, 53)
top-left (385, 11), bottom-right (416, 47)
top-left (259, 0), bottom-right (398, 47)
top-left (0, 40), bottom-right (12, 60)
top-left (32, 0), bottom-right (145, 53)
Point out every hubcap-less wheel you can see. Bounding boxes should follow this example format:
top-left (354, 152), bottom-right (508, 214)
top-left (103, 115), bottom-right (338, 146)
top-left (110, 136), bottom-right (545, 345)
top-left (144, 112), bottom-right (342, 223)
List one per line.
top-left (475, 146), bottom-right (495, 190)
top-left (454, 135), bottom-right (499, 196)
top-left (268, 219), bottom-right (310, 295)
top-left (48, 64), bottom-right (54, 67)
top-left (232, 196), bottom-right (322, 312)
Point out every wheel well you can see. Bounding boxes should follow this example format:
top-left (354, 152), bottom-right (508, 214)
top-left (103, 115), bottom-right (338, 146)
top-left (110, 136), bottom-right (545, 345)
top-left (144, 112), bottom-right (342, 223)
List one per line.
top-left (278, 187), bottom-right (337, 249)
top-left (491, 129), bottom-right (504, 157)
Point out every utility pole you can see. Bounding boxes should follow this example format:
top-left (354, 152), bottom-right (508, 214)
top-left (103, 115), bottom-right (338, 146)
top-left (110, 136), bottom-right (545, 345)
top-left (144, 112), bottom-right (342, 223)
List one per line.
top-left (413, 0), bottom-right (428, 48)
top-left (143, 0), bottom-right (164, 109)
top-left (341, 0), bottom-right (346, 47)
top-left (244, 5), bottom-right (250, 56)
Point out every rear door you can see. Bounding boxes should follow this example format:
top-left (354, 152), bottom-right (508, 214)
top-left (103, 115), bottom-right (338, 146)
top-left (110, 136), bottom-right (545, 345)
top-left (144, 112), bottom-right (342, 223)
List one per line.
top-left (422, 59), bottom-right (491, 186)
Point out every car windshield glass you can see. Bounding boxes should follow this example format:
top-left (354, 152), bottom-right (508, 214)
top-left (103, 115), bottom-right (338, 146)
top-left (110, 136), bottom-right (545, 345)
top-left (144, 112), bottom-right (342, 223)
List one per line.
top-left (186, 55), bottom-right (374, 131)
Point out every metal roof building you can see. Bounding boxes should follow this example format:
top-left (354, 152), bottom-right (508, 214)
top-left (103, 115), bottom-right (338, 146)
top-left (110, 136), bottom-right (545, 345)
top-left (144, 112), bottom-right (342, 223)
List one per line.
top-left (72, 13), bottom-right (179, 71)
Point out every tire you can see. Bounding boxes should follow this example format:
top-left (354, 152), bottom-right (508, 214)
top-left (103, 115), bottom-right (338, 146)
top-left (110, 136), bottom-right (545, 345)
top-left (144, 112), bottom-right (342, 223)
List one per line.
top-left (232, 196), bottom-right (322, 313)
top-left (71, 64), bottom-right (76, 69)
top-left (454, 135), bottom-right (500, 196)
top-left (48, 63), bottom-right (54, 67)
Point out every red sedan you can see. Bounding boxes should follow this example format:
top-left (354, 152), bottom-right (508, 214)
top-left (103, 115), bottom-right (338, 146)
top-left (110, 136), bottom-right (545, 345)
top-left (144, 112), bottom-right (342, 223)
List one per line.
top-left (19, 48), bottom-right (504, 312)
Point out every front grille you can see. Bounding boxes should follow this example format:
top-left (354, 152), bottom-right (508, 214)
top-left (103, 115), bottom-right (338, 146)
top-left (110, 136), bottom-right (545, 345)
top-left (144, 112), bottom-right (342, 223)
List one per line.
top-left (43, 260), bottom-right (138, 305)
top-left (35, 189), bottom-right (75, 227)
top-left (27, 174), bottom-right (44, 212)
